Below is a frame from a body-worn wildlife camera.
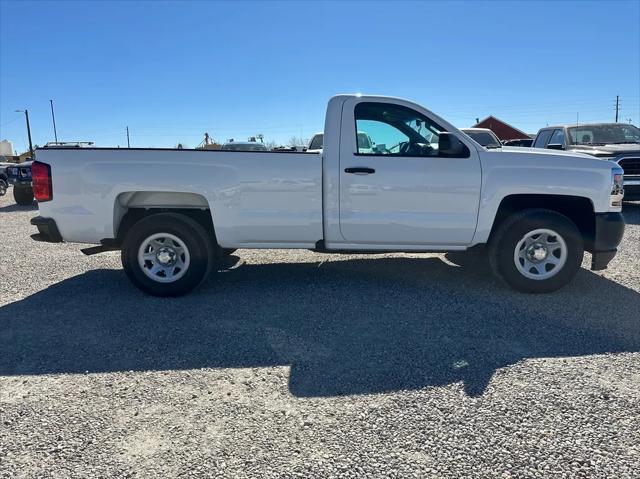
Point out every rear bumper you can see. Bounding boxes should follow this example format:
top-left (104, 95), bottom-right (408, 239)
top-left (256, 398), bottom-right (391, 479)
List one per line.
top-left (590, 212), bottom-right (625, 271)
top-left (30, 216), bottom-right (63, 243)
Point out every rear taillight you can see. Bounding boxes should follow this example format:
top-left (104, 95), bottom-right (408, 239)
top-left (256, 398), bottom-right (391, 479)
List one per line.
top-left (32, 161), bottom-right (53, 202)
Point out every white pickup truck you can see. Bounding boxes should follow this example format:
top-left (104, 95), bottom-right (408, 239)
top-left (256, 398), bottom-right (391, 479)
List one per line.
top-left (30, 95), bottom-right (625, 296)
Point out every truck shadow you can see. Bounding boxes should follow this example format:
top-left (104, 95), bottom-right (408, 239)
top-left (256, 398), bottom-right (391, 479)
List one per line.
top-left (1, 256), bottom-right (638, 397)
top-left (0, 202), bottom-right (37, 213)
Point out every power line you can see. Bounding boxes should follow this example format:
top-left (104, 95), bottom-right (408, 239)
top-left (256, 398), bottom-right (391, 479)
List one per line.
top-left (0, 116), bottom-right (22, 128)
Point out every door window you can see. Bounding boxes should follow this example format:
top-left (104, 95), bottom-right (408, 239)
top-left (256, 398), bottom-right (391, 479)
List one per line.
top-left (354, 102), bottom-right (447, 157)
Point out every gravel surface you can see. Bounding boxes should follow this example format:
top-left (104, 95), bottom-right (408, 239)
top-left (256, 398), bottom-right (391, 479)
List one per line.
top-left (1, 190), bottom-right (639, 478)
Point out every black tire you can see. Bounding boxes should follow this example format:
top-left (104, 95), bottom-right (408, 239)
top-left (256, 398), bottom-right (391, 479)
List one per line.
top-left (222, 248), bottom-right (237, 257)
top-left (0, 178), bottom-right (7, 197)
top-left (13, 185), bottom-right (34, 205)
top-left (121, 213), bottom-right (218, 297)
top-left (488, 208), bottom-right (584, 293)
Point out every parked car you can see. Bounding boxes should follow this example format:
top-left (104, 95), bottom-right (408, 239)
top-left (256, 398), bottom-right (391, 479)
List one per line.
top-left (532, 123), bottom-right (640, 200)
top-left (6, 161), bottom-right (34, 205)
top-left (31, 94), bottom-right (624, 296)
top-left (502, 138), bottom-right (533, 147)
top-left (0, 162), bottom-right (9, 197)
top-left (460, 128), bottom-right (502, 148)
top-left (221, 141), bottom-right (269, 152)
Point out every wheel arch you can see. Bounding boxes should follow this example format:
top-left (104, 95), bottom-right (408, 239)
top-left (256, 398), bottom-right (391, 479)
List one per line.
top-left (488, 194), bottom-right (596, 251)
top-left (114, 191), bottom-right (218, 245)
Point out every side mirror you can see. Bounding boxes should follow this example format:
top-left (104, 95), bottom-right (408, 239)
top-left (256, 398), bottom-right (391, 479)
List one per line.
top-left (547, 143), bottom-right (564, 150)
top-left (439, 132), bottom-right (470, 158)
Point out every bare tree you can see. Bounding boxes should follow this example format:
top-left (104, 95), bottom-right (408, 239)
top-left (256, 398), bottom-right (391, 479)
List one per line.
top-left (288, 136), bottom-right (308, 147)
top-left (265, 140), bottom-right (278, 150)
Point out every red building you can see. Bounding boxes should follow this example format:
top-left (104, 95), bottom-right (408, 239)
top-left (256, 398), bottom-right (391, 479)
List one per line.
top-left (472, 116), bottom-right (531, 141)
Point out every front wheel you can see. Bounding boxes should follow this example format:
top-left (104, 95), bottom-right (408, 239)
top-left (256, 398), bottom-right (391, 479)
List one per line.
top-left (0, 178), bottom-right (7, 197)
top-left (488, 209), bottom-right (584, 293)
top-left (121, 213), bottom-right (217, 297)
top-left (13, 184), bottom-right (34, 205)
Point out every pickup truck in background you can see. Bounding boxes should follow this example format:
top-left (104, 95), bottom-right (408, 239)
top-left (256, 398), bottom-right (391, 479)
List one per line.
top-left (6, 161), bottom-right (34, 205)
top-left (532, 123), bottom-right (640, 200)
top-left (30, 95), bottom-right (625, 296)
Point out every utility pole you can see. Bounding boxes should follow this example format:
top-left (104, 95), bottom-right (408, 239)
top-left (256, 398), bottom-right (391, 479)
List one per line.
top-left (126, 126), bottom-right (130, 148)
top-left (15, 109), bottom-right (34, 159)
top-left (49, 99), bottom-right (58, 143)
top-left (615, 95), bottom-right (619, 123)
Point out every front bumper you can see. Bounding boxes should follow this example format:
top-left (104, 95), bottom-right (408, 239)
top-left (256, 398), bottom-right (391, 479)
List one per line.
top-left (590, 212), bottom-right (625, 271)
top-left (622, 178), bottom-right (640, 201)
top-left (8, 177), bottom-right (32, 186)
top-left (7, 166), bottom-right (32, 186)
top-left (30, 216), bottom-right (63, 243)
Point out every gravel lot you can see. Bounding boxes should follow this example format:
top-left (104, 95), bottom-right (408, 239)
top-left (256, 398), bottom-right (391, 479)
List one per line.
top-left (1, 190), bottom-right (639, 478)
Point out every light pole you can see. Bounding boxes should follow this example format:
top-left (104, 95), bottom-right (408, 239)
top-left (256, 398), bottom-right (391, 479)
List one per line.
top-left (15, 109), bottom-right (34, 159)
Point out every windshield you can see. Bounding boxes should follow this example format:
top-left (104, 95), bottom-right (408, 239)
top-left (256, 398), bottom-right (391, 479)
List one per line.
top-left (567, 124), bottom-right (640, 145)
top-left (464, 130), bottom-right (501, 147)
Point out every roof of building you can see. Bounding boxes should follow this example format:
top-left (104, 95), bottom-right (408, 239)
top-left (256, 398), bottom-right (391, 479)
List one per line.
top-left (472, 116), bottom-right (531, 140)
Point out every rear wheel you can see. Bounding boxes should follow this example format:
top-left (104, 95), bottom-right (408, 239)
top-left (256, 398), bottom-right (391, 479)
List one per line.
top-left (13, 184), bottom-right (34, 205)
top-left (0, 178), bottom-right (7, 196)
top-left (488, 208), bottom-right (584, 293)
top-left (121, 213), bottom-right (218, 296)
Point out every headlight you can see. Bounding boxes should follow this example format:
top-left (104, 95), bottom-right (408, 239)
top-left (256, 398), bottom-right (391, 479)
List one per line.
top-left (611, 167), bottom-right (624, 207)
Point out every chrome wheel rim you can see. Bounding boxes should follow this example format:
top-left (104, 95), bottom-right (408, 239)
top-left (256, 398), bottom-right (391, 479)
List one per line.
top-left (137, 233), bottom-right (190, 283)
top-left (0, 179), bottom-right (6, 196)
top-left (514, 228), bottom-right (567, 280)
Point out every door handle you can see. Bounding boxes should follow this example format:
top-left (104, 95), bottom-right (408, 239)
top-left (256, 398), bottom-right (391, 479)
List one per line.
top-left (344, 167), bottom-right (375, 175)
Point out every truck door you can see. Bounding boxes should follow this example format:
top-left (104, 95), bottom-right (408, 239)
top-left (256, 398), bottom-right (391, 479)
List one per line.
top-left (338, 99), bottom-right (481, 246)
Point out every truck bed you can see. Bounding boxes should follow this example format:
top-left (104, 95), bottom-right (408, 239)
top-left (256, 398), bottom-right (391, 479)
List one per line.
top-left (36, 147), bottom-right (323, 247)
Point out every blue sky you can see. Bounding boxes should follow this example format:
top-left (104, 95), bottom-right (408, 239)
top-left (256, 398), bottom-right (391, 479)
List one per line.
top-left (1, 0), bottom-right (639, 152)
